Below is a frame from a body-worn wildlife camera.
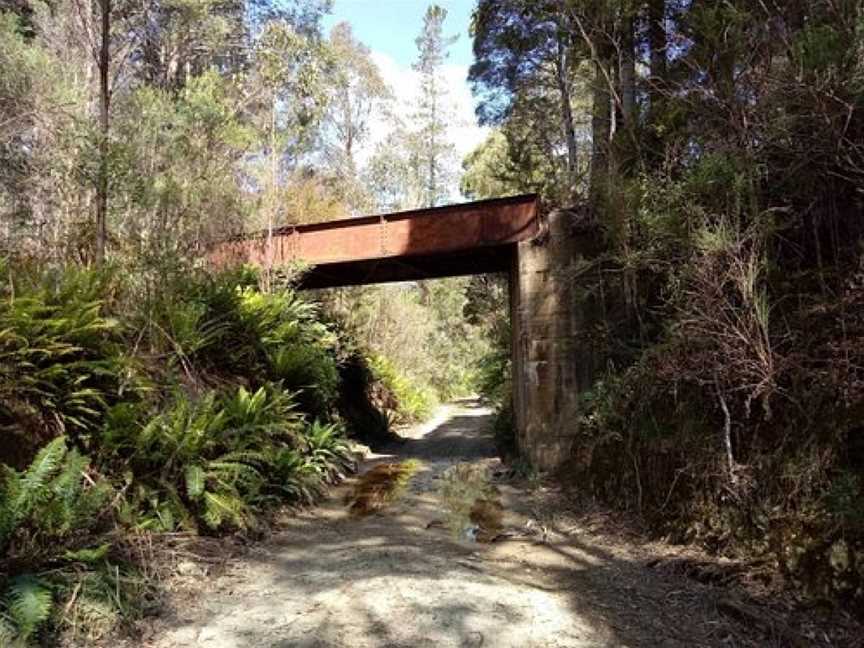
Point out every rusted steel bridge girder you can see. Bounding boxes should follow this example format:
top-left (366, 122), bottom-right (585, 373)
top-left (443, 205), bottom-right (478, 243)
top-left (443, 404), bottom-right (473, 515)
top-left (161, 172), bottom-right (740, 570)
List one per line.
top-left (208, 194), bottom-right (540, 289)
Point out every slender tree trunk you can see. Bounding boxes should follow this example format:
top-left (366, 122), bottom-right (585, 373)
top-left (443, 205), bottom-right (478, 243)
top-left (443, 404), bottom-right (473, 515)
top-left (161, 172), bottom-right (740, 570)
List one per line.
top-left (589, 50), bottom-right (612, 212)
top-left (265, 97), bottom-right (277, 293)
top-left (648, 0), bottom-right (667, 113)
top-left (95, 0), bottom-right (110, 265)
top-left (428, 76), bottom-right (437, 208)
top-left (609, 16), bottom-right (640, 326)
top-left (555, 37), bottom-right (579, 198)
top-left (620, 16), bottom-right (636, 129)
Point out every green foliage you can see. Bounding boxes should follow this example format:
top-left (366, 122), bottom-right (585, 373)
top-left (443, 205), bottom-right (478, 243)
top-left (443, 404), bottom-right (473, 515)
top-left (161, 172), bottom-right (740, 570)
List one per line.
top-left (795, 24), bottom-right (846, 72)
top-left (303, 419), bottom-right (355, 481)
top-left (490, 398), bottom-right (516, 459)
top-left (0, 437), bottom-right (129, 644)
top-left (103, 386), bottom-right (291, 531)
top-left (236, 285), bottom-right (339, 418)
top-left (0, 437), bottom-right (112, 558)
top-left (368, 354), bottom-right (436, 424)
top-left (0, 264), bottom-right (126, 450)
top-left (6, 576), bottom-right (52, 642)
top-left (826, 472), bottom-right (864, 532)
top-left (323, 277), bottom-right (490, 419)
top-left (474, 319), bottom-right (510, 407)
top-left (268, 344), bottom-right (339, 417)
top-left (129, 267), bottom-right (340, 420)
top-left (102, 383), bottom-right (354, 533)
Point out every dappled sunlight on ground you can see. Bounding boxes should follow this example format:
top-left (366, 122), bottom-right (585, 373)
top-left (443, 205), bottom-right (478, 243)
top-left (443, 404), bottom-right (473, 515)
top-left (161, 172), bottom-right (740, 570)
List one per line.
top-left (135, 400), bottom-right (785, 648)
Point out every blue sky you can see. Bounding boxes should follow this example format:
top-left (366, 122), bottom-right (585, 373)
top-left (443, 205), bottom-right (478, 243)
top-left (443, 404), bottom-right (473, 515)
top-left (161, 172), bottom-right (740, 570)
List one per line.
top-left (322, 0), bottom-right (476, 68)
top-left (321, 0), bottom-right (488, 173)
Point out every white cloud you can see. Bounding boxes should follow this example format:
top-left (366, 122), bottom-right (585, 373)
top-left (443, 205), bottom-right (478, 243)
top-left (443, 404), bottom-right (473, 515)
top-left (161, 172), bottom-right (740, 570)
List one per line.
top-left (362, 50), bottom-right (489, 168)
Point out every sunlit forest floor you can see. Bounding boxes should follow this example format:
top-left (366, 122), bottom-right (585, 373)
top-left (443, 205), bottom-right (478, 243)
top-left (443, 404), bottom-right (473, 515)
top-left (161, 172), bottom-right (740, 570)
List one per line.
top-left (116, 401), bottom-right (859, 648)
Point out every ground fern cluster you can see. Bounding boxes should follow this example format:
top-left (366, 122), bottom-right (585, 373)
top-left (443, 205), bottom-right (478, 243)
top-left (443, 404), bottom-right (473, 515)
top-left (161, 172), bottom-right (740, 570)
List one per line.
top-left (0, 262), bottom-right (364, 644)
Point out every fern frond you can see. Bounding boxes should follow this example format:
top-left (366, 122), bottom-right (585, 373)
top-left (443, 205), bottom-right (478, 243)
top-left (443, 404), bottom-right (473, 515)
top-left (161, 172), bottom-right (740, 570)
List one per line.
top-left (7, 575), bottom-right (53, 640)
top-left (202, 491), bottom-right (247, 530)
top-left (63, 543), bottom-right (110, 564)
top-left (161, 482), bottom-right (198, 534)
top-left (184, 465), bottom-right (205, 500)
top-left (13, 436), bottom-right (67, 519)
top-left (0, 613), bottom-right (15, 645)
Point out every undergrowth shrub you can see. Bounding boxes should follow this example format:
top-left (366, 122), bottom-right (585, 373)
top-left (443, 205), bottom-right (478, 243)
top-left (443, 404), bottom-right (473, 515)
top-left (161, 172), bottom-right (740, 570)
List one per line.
top-left (367, 354), bottom-right (436, 424)
top-left (474, 320), bottom-right (510, 407)
top-left (126, 266), bottom-right (340, 421)
top-left (491, 397), bottom-right (516, 459)
top-left (102, 385), bottom-right (353, 533)
top-left (474, 315), bottom-right (514, 458)
top-left (0, 264), bottom-right (128, 466)
top-left (334, 351), bottom-right (394, 442)
top-left (565, 189), bottom-right (864, 609)
top-left (0, 260), bottom-right (385, 643)
top-left (0, 437), bottom-right (145, 645)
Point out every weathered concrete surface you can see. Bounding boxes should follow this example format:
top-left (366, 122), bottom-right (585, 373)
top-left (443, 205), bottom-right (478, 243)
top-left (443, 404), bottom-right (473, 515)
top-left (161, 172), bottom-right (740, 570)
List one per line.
top-left (510, 209), bottom-right (602, 470)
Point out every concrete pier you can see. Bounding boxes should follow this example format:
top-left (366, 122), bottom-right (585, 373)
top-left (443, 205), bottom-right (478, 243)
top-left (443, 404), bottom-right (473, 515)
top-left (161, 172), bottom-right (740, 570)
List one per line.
top-left (510, 209), bottom-right (601, 470)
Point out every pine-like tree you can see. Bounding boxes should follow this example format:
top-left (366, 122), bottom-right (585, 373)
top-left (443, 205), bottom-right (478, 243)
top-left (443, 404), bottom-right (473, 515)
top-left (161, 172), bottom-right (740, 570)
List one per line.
top-left (412, 4), bottom-right (458, 208)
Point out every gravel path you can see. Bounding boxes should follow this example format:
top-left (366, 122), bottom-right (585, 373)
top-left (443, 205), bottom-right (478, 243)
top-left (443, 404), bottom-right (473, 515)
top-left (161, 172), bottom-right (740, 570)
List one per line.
top-left (135, 400), bottom-right (805, 648)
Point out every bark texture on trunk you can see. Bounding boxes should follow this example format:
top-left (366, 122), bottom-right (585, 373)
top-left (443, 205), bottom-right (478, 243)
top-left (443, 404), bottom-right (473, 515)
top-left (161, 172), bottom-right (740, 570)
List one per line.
top-left (95, 0), bottom-right (110, 265)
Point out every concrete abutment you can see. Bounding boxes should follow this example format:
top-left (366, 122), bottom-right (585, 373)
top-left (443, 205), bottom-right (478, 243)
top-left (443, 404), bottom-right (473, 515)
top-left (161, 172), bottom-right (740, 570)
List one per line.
top-left (509, 209), bottom-right (603, 471)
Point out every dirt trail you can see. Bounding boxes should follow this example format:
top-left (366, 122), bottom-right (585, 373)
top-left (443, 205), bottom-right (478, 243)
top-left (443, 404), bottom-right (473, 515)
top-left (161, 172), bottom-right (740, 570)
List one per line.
top-left (138, 400), bottom-right (796, 648)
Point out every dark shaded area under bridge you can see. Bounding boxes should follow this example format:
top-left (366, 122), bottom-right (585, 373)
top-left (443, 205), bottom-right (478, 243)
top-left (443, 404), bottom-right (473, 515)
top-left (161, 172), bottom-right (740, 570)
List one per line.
top-left (207, 194), bottom-right (540, 289)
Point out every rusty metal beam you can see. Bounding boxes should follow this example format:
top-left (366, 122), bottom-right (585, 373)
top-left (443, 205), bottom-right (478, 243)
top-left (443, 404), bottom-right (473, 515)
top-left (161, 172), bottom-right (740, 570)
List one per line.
top-left (208, 194), bottom-right (540, 288)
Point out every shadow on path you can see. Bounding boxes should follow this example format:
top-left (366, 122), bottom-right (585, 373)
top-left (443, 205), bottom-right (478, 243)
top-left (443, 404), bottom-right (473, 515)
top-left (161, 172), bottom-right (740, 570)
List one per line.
top-left (142, 400), bottom-right (799, 648)
top-left (382, 397), bottom-right (497, 463)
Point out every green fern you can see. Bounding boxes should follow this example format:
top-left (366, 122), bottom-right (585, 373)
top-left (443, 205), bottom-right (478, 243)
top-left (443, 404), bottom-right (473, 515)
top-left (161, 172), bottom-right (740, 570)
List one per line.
top-left (0, 266), bottom-right (125, 443)
top-left (0, 614), bottom-right (16, 645)
top-left (0, 436), bottom-right (114, 645)
top-left (18, 437), bottom-right (67, 504)
top-left (0, 437), bottom-right (68, 550)
top-left (202, 491), bottom-right (247, 529)
top-left (63, 543), bottom-right (110, 564)
top-left (184, 464), bottom-right (205, 499)
top-left (7, 575), bottom-right (53, 641)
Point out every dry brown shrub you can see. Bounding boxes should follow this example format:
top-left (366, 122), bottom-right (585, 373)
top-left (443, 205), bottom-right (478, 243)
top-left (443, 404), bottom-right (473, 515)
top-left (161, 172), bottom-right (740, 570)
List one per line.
top-left (345, 460), bottom-right (421, 516)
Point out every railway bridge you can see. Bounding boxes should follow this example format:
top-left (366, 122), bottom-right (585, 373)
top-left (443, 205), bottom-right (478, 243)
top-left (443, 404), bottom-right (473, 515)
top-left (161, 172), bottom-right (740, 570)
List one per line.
top-left (209, 195), bottom-right (599, 470)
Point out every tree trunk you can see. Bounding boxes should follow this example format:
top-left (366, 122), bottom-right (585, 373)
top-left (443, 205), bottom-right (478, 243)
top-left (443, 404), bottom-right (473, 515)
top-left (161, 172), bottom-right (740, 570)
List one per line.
top-left (620, 16), bottom-right (636, 129)
top-left (428, 74), bottom-right (437, 208)
top-left (589, 49), bottom-right (612, 212)
top-left (555, 37), bottom-right (578, 198)
top-left (265, 97), bottom-right (277, 293)
top-left (647, 0), bottom-right (667, 112)
top-left (94, 0), bottom-right (111, 265)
